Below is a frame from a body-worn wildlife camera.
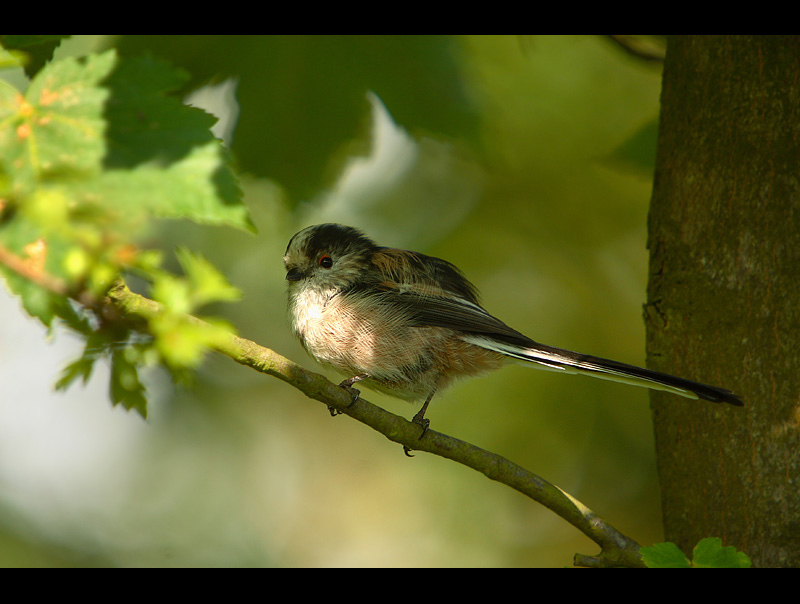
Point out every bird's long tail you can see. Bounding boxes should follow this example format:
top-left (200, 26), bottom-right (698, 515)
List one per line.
top-left (463, 335), bottom-right (743, 406)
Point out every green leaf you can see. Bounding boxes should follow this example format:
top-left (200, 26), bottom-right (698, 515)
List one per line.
top-left (102, 53), bottom-right (207, 168)
top-left (692, 537), bottom-right (752, 568)
top-left (0, 273), bottom-right (60, 326)
top-left (51, 298), bottom-right (93, 336)
top-left (147, 252), bottom-right (238, 371)
top-left (112, 35), bottom-right (479, 202)
top-left (56, 354), bottom-right (96, 391)
top-left (0, 214), bottom-right (62, 326)
top-left (1, 51), bottom-right (116, 191)
top-left (175, 247), bottom-right (241, 307)
top-left (641, 538), bottom-right (751, 568)
top-left (99, 53), bottom-right (253, 232)
top-left (150, 313), bottom-right (232, 370)
top-left (640, 542), bottom-right (692, 568)
top-left (0, 45), bottom-right (251, 417)
top-left (79, 141), bottom-right (252, 232)
top-left (0, 48), bottom-right (253, 328)
top-left (0, 35), bottom-right (69, 51)
top-left (0, 47), bottom-right (26, 70)
top-left (0, 35), bottom-right (70, 77)
top-left (109, 347), bottom-right (147, 417)
top-left (0, 48), bottom-right (252, 230)
top-left (55, 330), bottom-right (107, 391)
top-left (151, 272), bottom-right (193, 315)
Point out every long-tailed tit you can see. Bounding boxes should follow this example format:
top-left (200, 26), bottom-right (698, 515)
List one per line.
top-left (284, 223), bottom-right (743, 436)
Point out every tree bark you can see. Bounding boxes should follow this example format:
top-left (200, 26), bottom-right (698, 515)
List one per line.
top-left (646, 35), bottom-right (800, 567)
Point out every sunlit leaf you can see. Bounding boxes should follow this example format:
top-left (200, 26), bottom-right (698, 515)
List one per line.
top-left (8, 51), bottom-right (114, 188)
top-left (692, 538), bottom-right (751, 569)
top-left (109, 347), bottom-right (147, 417)
top-left (640, 541), bottom-right (692, 568)
top-left (175, 246), bottom-right (241, 307)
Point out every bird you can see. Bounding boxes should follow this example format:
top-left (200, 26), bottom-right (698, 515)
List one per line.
top-left (283, 223), bottom-right (743, 438)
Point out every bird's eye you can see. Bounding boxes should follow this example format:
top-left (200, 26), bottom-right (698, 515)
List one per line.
top-left (318, 255), bottom-right (333, 268)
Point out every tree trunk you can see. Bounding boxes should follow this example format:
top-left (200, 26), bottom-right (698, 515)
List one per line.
top-left (646, 35), bottom-right (800, 568)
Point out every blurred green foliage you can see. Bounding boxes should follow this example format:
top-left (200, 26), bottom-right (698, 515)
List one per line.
top-left (111, 35), bottom-right (480, 202)
top-left (0, 40), bottom-right (251, 417)
top-left (0, 35), bottom-right (69, 77)
top-left (0, 35), bottom-right (664, 567)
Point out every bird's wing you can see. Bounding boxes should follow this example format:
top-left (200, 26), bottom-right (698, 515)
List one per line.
top-left (367, 280), bottom-right (535, 346)
top-left (366, 283), bottom-right (743, 406)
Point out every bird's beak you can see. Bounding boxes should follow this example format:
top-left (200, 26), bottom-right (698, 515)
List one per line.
top-left (285, 267), bottom-right (305, 281)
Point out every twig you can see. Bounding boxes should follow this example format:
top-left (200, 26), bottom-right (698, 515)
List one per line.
top-left (0, 241), bottom-right (98, 307)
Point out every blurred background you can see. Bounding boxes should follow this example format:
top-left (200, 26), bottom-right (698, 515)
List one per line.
top-left (0, 35), bottom-right (665, 567)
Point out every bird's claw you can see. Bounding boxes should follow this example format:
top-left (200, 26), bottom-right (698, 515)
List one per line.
top-left (328, 379), bottom-right (361, 417)
top-left (338, 381), bottom-right (361, 407)
top-left (411, 414), bottom-right (430, 439)
top-left (402, 413), bottom-right (431, 457)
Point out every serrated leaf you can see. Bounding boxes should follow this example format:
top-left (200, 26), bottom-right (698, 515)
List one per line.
top-left (97, 53), bottom-right (253, 232)
top-left (151, 272), bottom-right (192, 315)
top-left (0, 51), bottom-right (116, 192)
top-left (640, 542), bottom-right (692, 568)
top-left (1, 46), bottom-right (251, 418)
top-left (51, 298), bottom-right (93, 335)
top-left (109, 347), bottom-right (147, 417)
top-left (77, 141), bottom-right (253, 232)
top-left (692, 537), bottom-right (751, 568)
top-left (55, 330), bottom-right (107, 390)
top-left (112, 35), bottom-right (480, 201)
top-left (56, 354), bottom-right (96, 390)
top-left (0, 35), bottom-right (69, 51)
top-left (0, 214), bottom-right (65, 325)
top-left (150, 313), bottom-right (230, 370)
top-left (175, 247), bottom-right (241, 307)
top-left (0, 35), bottom-right (70, 78)
top-left (146, 249), bottom-right (238, 371)
top-left (0, 48), bottom-right (253, 232)
top-left (102, 53), bottom-right (206, 168)
top-left (0, 270), bottom-right (59, 326)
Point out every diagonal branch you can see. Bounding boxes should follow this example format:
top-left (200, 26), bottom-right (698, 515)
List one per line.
top-left (107, 280), bottom-right (646, 568)
top-left (0, 240), bottom-right (645, 567)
